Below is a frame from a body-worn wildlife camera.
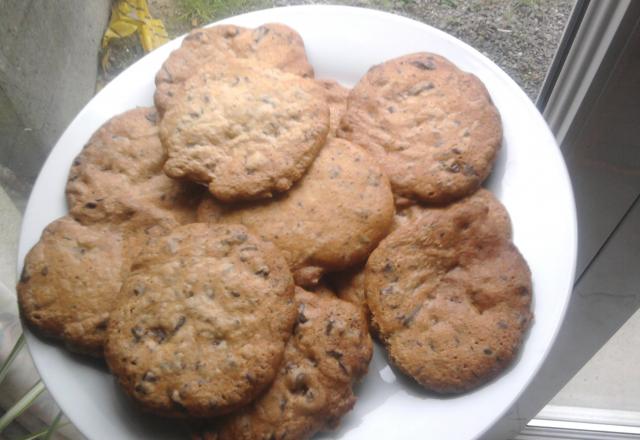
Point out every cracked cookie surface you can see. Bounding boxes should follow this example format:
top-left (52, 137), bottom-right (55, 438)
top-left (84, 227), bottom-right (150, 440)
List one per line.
top-left (338, 52), bottom-right (502, 204)
top-left (196, 137), bottom-right (394, 286)
top-left (105, 223), bottom-right (296, 417)
top-left (66, 107), bottom-right (201, 225)
top-left (365, 190), bottom-right (532, 393)
top-left (17, 212), bottom-right (179, 357)
top-left (160, 59), bottom-right (329, 202)
top-left (155, 23), bottom-right (314, 114)
top-left (17, 216), bottom-right (126, 356)
top-left (204, 287), bottom-right (372, 440)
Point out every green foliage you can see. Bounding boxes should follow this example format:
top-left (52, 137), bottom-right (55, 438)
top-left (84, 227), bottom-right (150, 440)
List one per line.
top-left (178, 0), bottom-right (269, 24)
top-left (0, 381), bottom-right (46, 434)
top-left (440, 0), bottom-right (458, 8)
top-left (0, 334), bottom-right (24, 385)
top-left (0, 335), bottom-right (63, 439)
top-left (515, 0), bottom-right (540, 7)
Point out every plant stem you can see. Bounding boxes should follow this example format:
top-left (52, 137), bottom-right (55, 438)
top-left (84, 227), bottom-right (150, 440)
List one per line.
top-left (0, 381), bottom-right (46, 434)
top-left (16, 421), bottom-right (69, 440)
top-left (43, 410), bottom-right (63, 440)
top-left (0, 334), bottom-right (25, 385)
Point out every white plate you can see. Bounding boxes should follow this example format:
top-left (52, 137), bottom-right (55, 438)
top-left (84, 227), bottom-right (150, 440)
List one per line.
top-left (18, 5), bottom-right (577, 440)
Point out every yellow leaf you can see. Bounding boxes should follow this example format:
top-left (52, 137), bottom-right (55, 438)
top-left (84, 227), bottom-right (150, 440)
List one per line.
top-left (102, 0), bottom-right (169, 53)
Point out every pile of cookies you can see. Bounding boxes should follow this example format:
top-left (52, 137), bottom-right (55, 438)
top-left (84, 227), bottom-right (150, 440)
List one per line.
top-left (18, 22), bottom-right (532, 439)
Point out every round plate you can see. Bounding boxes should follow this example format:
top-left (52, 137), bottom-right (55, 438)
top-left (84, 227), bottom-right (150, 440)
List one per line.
top-left (18, 5), bottom-right (577, 440)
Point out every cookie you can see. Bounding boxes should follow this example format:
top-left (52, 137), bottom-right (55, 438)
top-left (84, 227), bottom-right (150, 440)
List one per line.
top-left (196, 137), bottom-right (395, 286)
top-left (17, 210), bottom-right (179, 356)
top-left (17, 216), bottom-right (126, 356)
top-left (365, 190), bottom-right (532, 393)
top-left (66, 107), bottom-right (202, 225)
top-left (327, 266), bottom-right (371, 327)
top-left (393, 188), bottom-right (512, 235)
top-left (160, 59), bottom-right (329, 202)
top-left (317, 79), bottom-right (349, 136)
top-left (105, 223), bottom-right (296, 418)
top-left (208, 286), bottom-right (372, 440)
top-left (155, 23), bottom-right (314, 114)
top-left (338, 52), bottom-right (502, 204)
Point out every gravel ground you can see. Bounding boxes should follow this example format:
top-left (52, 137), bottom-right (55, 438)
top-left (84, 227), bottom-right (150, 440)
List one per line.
top-left (270, 0), bottom-right (575, 99)
top-left (114, 0), bottom-right (575, 100)
top-left (389, 0), bottom-right (575, 99)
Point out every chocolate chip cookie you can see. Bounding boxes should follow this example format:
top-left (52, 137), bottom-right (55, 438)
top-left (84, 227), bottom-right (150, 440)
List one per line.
top-left (66, 107), bottom-right (201, 225)
top-left (365, 190), bottom-right (532, 393)
top-left (208, 286), bottom-right (372, 439)
top-left (196, 137), bottom-right (394, 286)
top-left (105, 223), bottom-right (296, 417)
top-left (17, 216), bottom-right (127, 356)
top-left (160, 59), bottom-right (329, 202)
top-left (338, 52), bottom-right (502, 204)
top-left (155, 23), bottom-right (314, 114)
top-left (17, 211), bottom-right (179, 356)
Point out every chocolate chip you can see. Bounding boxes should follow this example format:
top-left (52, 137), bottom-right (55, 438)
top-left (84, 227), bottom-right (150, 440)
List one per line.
top-left (279, 397), bottom-right (287, 412)
top-left (40, 266), bottom-right (48, 276)
top-left (223, 28), bottom-right (239, 38)
top-left (134, 384), bottom-right (148, 395)
top-left (517, 313), bottom-right (529, 326)
top-left (484, 348), bottom-right (493, 356)
top-left (253, 26), bottom-right (270, 43)
top-left (144, 111), bottom-right (158, 124)
top-left (326, 350), bottom-right (343, 360)
top-left (325, 319), bottom-right (334, 335)
top-left (131, 326), bottom-right (144, 341)
top-left (367, 172), bottom-right (381, 187)
top-left (95, 318), bottom-right (108, 331)
top-left (19, 267), bottom-right (30, 283)
top-left (297, 304), bottom-right (308, 324)
top-left (408, 82), bottom-right (434, 96)
top-left (291, 373), bottom-right (309, 395)
top-left (84, 202), bottom-right (97, 209)
top-left (381, 286), bottom-right (394, 295)
top-left (329, 166), bottom-right (342, 179)
top-left (410, 59), bottom-right (436, 70)
top-left (150, 327), bottom-right (167, 343)
top-left (402, 304), bottom-right (423, 327)
top-left (463, 164), bottom-right (478, 177)
top-left (174, 316), bottom-right (186, 333)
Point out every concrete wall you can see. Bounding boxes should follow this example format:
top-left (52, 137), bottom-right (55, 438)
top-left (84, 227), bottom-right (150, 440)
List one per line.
top-left (0, 0), bottom-right (111, 189)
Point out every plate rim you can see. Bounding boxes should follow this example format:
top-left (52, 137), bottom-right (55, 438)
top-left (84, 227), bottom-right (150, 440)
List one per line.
top-left (17, 5), bottom-right (578, 439)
